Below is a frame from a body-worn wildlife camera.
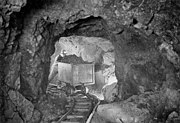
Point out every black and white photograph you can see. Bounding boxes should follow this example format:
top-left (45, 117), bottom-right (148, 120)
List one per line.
top-left (0, 0), bottom-right (180, 123)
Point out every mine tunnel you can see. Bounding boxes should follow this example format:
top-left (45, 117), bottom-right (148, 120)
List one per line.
top-left (45, 16), bottom-right (119, 122)
top-left (1, 0), bottom-right (180, 123)
top-left (48, 35), bottom-right (117, 100)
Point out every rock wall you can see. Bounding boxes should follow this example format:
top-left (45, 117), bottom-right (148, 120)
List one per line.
top-left (97, 89), bottom-right (180, 123)
top-left (115, 27), bottom-right (180, 99)
top-left (0, 0), bottom-right (180, 122)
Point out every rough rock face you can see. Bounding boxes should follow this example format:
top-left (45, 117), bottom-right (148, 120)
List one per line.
top-left (1, 0), bottom-right (27, 12)
top-left (4, 52), bottom-right (21, 89)
top-left (8, 90), bottom-right (34, 121)
top-left (19, 18), bottom-right (54, 101)
top-left (102, 82), bottom-right (118, 102)
top-left (0, 0), bottom-right (180, 122)
top-left (97, 89), bottom-right (180, 123)
top-left (115, 28), bottom-right (161, 98)
top-left (91, 112), bottom-right (107, 123)
top-left (97, 102), bottom-right (151, 123)
top-left (115, 27), bottom-right (180, 99)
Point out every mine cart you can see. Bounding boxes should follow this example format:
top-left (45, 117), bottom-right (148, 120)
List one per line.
top-left (57, 62), bottom-right (95, 87)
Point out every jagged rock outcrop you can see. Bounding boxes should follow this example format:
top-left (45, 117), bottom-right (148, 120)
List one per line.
top-left (97, 89), bottom-right (180, 123)
top-left (102, 82), bottom-right (118, 102)
top-left (19, 18), bottom-right (54, 101)
top-left (5, 52), bottom-right (21, 89)
top-left (8, 90), bottom-right (34, 121)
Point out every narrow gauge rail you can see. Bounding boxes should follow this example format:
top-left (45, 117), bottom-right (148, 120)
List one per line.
top-left (47, 83), bottom-right (99, 123)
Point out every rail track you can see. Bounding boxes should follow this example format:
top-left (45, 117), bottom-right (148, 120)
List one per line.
top-left (46, 83), bottom-right (99, 123)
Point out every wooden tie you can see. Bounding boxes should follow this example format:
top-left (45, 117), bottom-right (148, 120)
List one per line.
top-left (47, 83), bottom-right (98, 123)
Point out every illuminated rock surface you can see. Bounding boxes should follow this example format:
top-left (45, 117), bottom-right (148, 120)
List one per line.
top-left (49, 36), bottom-right (117, 101)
